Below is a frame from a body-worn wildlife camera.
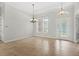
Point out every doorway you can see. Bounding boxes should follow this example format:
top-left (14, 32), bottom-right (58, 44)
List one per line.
top-left (56, 14), bottom-right (70, 40)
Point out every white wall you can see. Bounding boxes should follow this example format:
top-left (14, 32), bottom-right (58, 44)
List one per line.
top-left (46, 11), bottom-right (57, 37)
top-left (2, 3), bottom-right (33, 42)
top-left (66, 5), bottom-right (74, 41)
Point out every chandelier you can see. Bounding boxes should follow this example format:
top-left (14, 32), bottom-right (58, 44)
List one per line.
top-left (30, 4), bottom-right (37, 23)
top-left (59, 8), bottom-right (65, 15)
top-left (58, 2), bottom-right (65, 16)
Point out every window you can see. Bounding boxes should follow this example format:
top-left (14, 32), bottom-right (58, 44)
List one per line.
top-left (43, 18), bottom-right (48, 32)
top-left (37, 19), bottom-right (43, 32)
top-left (37, 17), bottom-right (48, 33)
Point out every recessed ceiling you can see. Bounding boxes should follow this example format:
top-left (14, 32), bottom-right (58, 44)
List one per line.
top-left (5, 2), bottom-right (74, 15)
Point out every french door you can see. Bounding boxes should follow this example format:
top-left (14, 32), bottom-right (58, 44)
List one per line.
top-left (56, 14), bottom-right (70, 40)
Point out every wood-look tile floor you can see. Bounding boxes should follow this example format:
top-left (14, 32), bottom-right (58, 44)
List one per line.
top-left (0, 36), bottom-right (79, 56)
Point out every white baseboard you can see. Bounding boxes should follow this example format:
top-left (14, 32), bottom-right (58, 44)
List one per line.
top-left (3, 35), bottom-right (33, 43)
top-left (2, 34), bottom-right (76, 43)
top-left (75, 39), bottom-right (79, 43)
top-left (35, 35), bottom-right (75, 42)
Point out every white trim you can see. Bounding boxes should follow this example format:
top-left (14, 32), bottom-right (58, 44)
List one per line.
top-left (2, 35), bottom-right (32, 43)
top-left (74, 3), bottom-right (77, 43)
top-left (35, 35), bottom-right (75, 42)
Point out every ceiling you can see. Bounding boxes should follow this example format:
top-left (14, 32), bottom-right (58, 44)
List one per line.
top-left (5, 2), bottom-right (74, 16)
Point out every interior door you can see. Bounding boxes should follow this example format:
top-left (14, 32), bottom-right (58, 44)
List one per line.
top-left (0, 3), bottom-right (4, 41)
top-left (0, 5), bottom-right (2, 40)
top-left (0, 17), bottom-right (1, 40)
